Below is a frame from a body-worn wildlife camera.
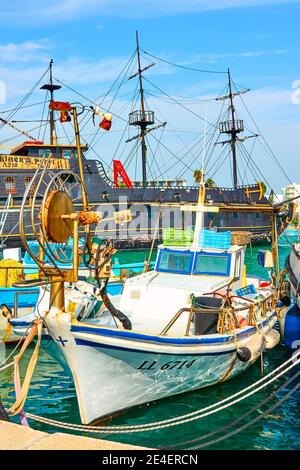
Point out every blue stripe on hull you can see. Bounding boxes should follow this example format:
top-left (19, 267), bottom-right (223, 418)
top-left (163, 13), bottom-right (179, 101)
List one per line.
top-left (71, 325), bottom-right (233, 344)
top-left (74, 338), bottom-right (237, 356)
top-left (71, 314), bottom-right (275, 346)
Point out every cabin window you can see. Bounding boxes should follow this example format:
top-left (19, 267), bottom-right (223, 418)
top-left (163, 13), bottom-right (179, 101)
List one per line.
top-left (193, 252), bottom-right (231, 276)
top-left (157, 249), bottom-right (193, 274)
top-left (63, 149), bottom-right (72, 159)
top-left (233, 213), bottom-right (239, 219)
top-left (38, 148), bottom-right (52, 158)
top-left (4, 176), bottom-right (16, 194)
top-left (256, 212), bottom-right (261, 219)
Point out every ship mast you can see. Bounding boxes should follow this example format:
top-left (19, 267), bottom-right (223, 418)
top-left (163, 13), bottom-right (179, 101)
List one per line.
top-left (136, 32), bottom-right (147, 189)
top-left (228, 69), bottom-right (238, 189)
top-left (40, 59), bottom-right (61, 145)
top-left (217, 69), bottom-right (251, 189)
top-left (127, 32), bottom-right (166, 190)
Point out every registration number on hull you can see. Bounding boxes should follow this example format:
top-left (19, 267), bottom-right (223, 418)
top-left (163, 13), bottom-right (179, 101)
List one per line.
top-left (137, 359), bottom-right (196, 371)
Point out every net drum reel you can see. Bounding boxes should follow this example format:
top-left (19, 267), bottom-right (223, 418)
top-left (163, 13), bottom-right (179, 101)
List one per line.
top-left (18, 167), bottom-right (89, 282)
top-left (14, 104), bottom-right (132, 319)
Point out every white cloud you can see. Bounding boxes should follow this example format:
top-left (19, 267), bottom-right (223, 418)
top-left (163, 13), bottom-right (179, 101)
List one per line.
top-left (0, 40), bottom-right (50, 63)
top-left (176, 49), bottom-right (287, 66)
top-left (0, 0), bottom-right (299, 23)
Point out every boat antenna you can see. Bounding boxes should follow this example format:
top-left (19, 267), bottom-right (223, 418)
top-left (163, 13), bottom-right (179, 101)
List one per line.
top-left (128, 32), bottom-right (165, 189)
top-left (40, 59), bottom-right (61, 145)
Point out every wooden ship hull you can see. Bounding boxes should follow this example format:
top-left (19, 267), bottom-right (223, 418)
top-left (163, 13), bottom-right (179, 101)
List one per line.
top-left (0, 155), bottom-right (281, 250)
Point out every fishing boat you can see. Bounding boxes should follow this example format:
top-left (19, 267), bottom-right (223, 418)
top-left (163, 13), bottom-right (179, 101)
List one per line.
top-left (44, 196), bottom-right (285, 422)
top-left (282, 243), bottom-right (300, 349)
top-left (0, 35), bottom-right (292, 252)
top-left (0, 240), bottom-right (126, 344)
top-left (286, 243), bottom-right (300, 309)
top-left (5, 72), bottom-right (292, 426)
top-left (0, 248), bottom-right (40, 343)
top-left (278, 224), bottom-right (300, 247)
top-left (10, 99), bottom-right (287, 426)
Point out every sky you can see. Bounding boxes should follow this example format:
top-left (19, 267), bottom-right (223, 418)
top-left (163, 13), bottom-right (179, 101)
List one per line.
top-left (0, 0), bottom-right (299, 192)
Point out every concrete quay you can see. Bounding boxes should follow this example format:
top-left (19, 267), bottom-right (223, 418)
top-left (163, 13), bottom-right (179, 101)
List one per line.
top-left (0, 421), bottom-right (146, 450)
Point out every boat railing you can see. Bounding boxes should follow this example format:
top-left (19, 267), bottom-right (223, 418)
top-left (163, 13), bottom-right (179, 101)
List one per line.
top-left (95, 160), bottom-right (115, 188)
top-left (159, 294), bottom-right (273, 337)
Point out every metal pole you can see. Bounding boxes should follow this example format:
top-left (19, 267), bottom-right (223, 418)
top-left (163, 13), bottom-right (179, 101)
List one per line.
top-left (136, 31), bottom-right (147, 190)
top-left (49, 59), bottom-right (55, 146)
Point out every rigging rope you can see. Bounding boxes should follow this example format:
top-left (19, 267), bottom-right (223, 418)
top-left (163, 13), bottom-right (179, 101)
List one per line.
top-left (232, 79), bottom-right (299, 195)
top-left (143, 76), bottom-right (219, 130)
top-left (0, 67), bottom-right (50, 133)
top-left (141, 50), bottom-right (227, 75)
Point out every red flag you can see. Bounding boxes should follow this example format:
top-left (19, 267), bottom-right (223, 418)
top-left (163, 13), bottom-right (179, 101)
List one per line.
top-left (49, 101), bottom-right (72, 112)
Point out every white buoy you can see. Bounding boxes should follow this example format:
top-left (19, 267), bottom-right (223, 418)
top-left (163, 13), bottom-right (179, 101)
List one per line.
top-left (264, 329), bottom-right (281, 350)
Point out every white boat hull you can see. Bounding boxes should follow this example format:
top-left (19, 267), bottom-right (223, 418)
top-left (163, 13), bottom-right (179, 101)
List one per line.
top-left (286, 243), bottom-right (300, 308)
top-left (45, 309), bottom-right (277, 424)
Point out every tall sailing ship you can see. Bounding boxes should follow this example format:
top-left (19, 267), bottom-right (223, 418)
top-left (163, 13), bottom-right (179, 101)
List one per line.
top-left (0, 35), bottom-right (290, 251)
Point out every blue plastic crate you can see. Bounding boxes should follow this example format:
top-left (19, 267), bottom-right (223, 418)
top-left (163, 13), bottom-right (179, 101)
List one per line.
top-left (198, 229), bottom-right (231, 249)
top-left (236, 285), bottom-right (257, 297)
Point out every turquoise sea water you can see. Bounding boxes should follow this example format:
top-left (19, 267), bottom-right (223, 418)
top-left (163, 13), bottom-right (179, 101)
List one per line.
top-left (0, 244), bottom-right (299, 450)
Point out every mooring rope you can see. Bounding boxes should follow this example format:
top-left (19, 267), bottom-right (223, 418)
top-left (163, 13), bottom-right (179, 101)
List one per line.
top-left (189, 379), bottom-right (300, 449)
top-left (0, 324), bottom-right (33, 370)
top-left (23, 350), bottom-right (300, 434)
top-left (0, 360), bottom-right (14, 373)
top-left (162, 368), bottom-right (300, 449)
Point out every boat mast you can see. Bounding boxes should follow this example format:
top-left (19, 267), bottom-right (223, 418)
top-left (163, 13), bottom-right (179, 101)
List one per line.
top-left (217, 69), bottom-right (250, 189)
top-left (136, 33), bottom-right (148, 189)
top-left (128, 32), bottom-right (164, 190)
top-left (40, 59), bottom-right (61, 145)
top-left (228, 69), bottom-right (238, 189)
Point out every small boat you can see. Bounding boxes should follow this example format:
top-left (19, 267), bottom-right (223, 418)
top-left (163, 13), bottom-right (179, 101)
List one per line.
top-left (1, 240), bottom-right (125, 344)
top-left (285, 243), bottom-right (300, 309)
top-left (283, 243), bottom-right (300, 348)
top-left (0, 250), bottom-right (40, 343)
top-left (278, 224), bottom-right (300, 247)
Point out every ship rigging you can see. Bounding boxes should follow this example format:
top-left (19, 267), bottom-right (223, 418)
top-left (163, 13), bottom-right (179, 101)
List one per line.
top-left (0, 34), bottom-right (294, 250)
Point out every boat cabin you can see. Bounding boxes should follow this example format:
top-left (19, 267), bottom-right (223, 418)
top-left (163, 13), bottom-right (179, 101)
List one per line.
top-left (0, 141), bottom-right (88, 199)
top-left (118, 230), bottom-right (247, 335)
top-left (9, 141), bottom-right (88, 160)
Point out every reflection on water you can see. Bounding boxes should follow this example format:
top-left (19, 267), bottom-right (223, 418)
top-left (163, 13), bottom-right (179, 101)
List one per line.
top-left (0, 244), bottom-right (299, 450)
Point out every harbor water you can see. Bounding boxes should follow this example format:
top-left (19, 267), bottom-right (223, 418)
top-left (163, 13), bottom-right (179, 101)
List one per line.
top-left (0, 243), bottom-right (299, 450)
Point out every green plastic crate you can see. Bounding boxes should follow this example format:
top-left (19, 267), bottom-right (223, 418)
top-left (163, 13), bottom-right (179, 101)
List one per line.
top-left (162, 228), bottom-right (194, 246)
